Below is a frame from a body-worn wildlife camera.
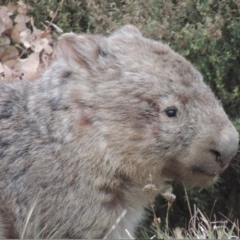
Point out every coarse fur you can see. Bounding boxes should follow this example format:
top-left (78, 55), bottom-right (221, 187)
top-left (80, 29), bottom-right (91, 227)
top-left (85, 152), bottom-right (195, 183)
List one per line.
top-left (0, 25), bottom-right (238, 238)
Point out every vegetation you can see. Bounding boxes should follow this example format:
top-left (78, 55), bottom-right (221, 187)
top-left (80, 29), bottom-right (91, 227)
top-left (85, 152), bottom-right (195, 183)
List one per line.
top-left (1, 0), bottom-right (240, 238)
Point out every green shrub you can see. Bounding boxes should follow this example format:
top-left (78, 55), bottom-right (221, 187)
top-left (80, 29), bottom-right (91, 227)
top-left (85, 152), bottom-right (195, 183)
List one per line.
top-left (87, 0), bottom-right (240, 127)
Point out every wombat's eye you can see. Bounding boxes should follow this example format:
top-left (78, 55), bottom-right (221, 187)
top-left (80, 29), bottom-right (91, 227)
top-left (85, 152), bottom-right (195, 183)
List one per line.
top-left (165, 108), bottom-right (177, 118)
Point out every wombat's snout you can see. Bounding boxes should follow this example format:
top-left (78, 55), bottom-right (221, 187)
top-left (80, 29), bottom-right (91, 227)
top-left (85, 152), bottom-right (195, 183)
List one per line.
top-left (211, 124), bottom-right (239, 169)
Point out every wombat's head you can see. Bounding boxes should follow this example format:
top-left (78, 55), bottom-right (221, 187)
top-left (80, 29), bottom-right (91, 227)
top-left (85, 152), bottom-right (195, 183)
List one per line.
top-left (56, 25), bottom-right (239, 188)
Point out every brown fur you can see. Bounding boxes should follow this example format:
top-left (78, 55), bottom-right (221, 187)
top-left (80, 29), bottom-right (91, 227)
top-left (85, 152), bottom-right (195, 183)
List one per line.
top-left (0, 25), bottom-right (238, 238)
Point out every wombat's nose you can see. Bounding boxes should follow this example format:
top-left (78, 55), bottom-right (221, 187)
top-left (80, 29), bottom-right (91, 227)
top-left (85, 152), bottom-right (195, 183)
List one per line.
top-left (211, 150), bottom-right (223, 168)
top-left (213, 124), bottom-right (239, 168)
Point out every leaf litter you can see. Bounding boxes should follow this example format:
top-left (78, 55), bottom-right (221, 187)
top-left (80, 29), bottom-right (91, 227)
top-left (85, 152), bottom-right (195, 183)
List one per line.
top-left (0, 0), bottom-right (62, 82)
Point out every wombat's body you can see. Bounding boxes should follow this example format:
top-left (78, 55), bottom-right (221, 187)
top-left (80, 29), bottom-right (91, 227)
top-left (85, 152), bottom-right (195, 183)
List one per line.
top-left (0, 25), bottom-right (238, 238)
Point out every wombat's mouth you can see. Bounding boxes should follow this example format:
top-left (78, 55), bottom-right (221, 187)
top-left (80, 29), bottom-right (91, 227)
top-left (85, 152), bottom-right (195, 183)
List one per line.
top-left (192, 166), bottom-right (217, 177)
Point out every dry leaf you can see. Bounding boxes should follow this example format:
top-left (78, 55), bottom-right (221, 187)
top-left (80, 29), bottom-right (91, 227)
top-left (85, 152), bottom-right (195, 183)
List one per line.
top-left (14, 22), bottom-right (27, 32)
top-left (19, 29), bottom-right (32, 48)
top-left (11, 28), bottom-right (21, 43)
top-left (6, 2), bottom-right (17, 16)
top-left (14, 14), bottom-right (30, 24)
top-left (33, 38), bottom-right (53, 54)
top-left (4, 59), bottom-right (16, 69)
top-left (0, 47), bottom-right (5, 58)
top-left (0, 35), bottom-right (11, 46)
top-left (43, 43), bottom-right (53, 54)
top-left (0, 63), bottom-right (14, 82)
top-left (17, 0), bottom-right (29, 15)
top-left (21, 52), bottom-right (40, 70)
top-left (0, 19), bottom-right (5, 35)
top-left (1, 45), bottom-right (19, 62)
top-left (0, 63), bottom-right (4, 73)
top-left (41, 52), bottom-right (50, 66)
top-left (0, 6), bottom-right (13, 31)
top-left (11, 22), bottom-right (28, 43)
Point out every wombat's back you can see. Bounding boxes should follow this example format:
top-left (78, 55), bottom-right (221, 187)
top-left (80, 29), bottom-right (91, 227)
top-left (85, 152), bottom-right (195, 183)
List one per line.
top-left (0, 79), bottom-right (145, 238)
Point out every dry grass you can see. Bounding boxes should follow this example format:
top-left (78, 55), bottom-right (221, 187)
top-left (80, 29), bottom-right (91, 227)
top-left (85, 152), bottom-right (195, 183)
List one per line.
top-left (140, 183), bottom-right (240, 239)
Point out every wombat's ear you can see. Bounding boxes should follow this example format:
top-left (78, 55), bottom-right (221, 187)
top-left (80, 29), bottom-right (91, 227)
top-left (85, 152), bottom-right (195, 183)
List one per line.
top-left (110, 25), bottom-right (142, 37)
top-left (56, 33), bottom-right (104, 70)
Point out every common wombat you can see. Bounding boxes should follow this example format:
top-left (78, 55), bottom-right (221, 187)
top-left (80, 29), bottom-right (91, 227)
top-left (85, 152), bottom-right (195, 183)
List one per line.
top-left (0, 25), bottom-right (238, 239)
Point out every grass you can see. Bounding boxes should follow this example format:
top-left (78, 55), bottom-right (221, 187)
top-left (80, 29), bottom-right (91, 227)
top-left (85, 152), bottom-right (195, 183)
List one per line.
top-left (2, 174), bottom-right (239, 239)
top-left (139, 184), bottom-right (240, 239)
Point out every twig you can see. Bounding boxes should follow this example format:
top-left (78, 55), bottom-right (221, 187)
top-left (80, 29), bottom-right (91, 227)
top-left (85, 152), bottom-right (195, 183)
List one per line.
top-left (184, 186), bottom-right (192, 218)
top-left (44, 0), bottom-right (65, 32)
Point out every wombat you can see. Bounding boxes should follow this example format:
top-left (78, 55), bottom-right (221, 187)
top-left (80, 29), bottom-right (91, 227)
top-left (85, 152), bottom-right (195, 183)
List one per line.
top-left (0, 25), bottom-right (238, 239)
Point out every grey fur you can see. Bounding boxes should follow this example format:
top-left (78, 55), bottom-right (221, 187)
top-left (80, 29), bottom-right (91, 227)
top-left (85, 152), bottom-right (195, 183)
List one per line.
top-left (0, 25), bottom-right (238, 238)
